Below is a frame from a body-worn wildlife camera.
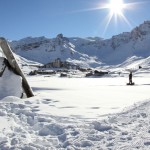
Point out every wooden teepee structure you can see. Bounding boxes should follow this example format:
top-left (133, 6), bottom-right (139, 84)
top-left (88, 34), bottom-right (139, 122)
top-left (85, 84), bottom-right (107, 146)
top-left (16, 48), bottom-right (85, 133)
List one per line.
top-left (0, 37), bottom-right (34, 98)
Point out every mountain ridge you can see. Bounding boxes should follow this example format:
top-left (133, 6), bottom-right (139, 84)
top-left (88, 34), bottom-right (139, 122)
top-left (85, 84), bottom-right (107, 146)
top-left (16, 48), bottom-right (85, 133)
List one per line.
top-left (10, 20), bottom-right (150, 68)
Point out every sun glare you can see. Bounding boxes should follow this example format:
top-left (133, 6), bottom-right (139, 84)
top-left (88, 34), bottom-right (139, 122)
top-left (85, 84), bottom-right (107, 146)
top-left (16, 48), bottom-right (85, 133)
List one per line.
top-left (107, 0), bottom-right (126, 16)
top-left (100, 0), bottom-right (134, 36)
top-left (70, 0), bottom-right (142, 36)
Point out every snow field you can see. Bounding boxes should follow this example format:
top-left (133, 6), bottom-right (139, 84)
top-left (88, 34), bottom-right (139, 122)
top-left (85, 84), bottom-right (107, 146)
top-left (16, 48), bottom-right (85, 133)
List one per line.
top-left (28, 75), bottom-right (150, 119)
top-left (0, 95), bottom-right (150, 149)
top-left (0, 75), bottom-right (150, 149)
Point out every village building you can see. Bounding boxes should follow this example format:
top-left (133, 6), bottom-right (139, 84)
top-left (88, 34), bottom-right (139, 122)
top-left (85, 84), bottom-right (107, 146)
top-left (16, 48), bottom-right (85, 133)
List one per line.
top-left (43, 58), bottom-right (79, 70)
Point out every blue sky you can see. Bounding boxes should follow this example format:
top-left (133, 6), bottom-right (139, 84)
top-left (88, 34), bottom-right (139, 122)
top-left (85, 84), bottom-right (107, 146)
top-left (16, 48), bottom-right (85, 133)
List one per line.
top-left (0, 0), bottom-right (149, 40)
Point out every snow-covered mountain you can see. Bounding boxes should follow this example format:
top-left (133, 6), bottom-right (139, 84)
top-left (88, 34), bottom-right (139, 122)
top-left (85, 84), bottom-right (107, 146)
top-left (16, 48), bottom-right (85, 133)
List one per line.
top-left (10, 34), bottom-right (102, 68)
top-left (10, 21), bottom-right (150, 68)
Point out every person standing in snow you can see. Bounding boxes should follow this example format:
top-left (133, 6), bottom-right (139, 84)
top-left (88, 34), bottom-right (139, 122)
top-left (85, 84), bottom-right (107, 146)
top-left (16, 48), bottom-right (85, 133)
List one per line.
top-left (129, 72), bottom-right (132, 84)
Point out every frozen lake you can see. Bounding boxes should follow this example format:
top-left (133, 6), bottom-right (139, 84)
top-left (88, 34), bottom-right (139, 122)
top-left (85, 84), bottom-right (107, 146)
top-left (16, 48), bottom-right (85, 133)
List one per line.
top-left (28, 75), bottom-right (150, 119)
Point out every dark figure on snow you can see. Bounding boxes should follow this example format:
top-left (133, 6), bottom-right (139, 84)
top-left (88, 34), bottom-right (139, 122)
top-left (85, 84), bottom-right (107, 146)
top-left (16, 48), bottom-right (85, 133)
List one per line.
top-left (129, 72), bottom-right (132, 84)
top-left (139, 65), bottom-right (142, 69)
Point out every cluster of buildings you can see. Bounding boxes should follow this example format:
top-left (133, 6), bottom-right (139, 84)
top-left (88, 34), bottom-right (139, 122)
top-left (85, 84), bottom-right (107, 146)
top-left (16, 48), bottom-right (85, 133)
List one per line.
top-left (43, 58), bottom-right (79, 70)
top-left (29, 58), bottom-right (108, 77)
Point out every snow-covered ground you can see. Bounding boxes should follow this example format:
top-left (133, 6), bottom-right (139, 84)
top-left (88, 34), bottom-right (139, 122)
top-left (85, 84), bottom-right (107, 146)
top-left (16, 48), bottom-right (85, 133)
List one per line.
top-left (0, 73), bottom-right (150, 149)
top-left (28, 75), bottom-right (150, 120)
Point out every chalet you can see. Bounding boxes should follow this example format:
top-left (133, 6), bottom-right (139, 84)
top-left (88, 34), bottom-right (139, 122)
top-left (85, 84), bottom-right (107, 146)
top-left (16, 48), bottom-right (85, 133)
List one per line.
top-left (44, 58), bottom-right (62, 68)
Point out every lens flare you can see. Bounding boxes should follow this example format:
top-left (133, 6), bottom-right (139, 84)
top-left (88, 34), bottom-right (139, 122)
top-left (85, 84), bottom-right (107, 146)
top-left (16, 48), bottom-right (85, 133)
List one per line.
top-left (106, 0), bottom-right (126, 16)
top-left (67, 0), bottom-right (148, 37)
top-left (101, 0), bottom-right (133, 36)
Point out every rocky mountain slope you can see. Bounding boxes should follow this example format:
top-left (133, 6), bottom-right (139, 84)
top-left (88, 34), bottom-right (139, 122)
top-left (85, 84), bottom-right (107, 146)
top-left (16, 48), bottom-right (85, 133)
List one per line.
top-left (10, 21), bottom-right (150, 68)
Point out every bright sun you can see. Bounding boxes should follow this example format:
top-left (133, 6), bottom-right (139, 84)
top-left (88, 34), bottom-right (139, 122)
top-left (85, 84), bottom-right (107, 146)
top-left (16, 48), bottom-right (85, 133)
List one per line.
top-left (75, 0), bottom-right (137, 35)
top-left (106, 0), bottom-right (126, 16)
top-left (99, 0), bottom-right (133, 36)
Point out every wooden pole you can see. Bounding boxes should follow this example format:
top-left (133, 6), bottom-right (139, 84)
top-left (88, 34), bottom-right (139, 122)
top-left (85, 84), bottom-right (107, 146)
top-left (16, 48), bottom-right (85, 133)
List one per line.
top-left (0, 37), bottom-right (34, 98)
